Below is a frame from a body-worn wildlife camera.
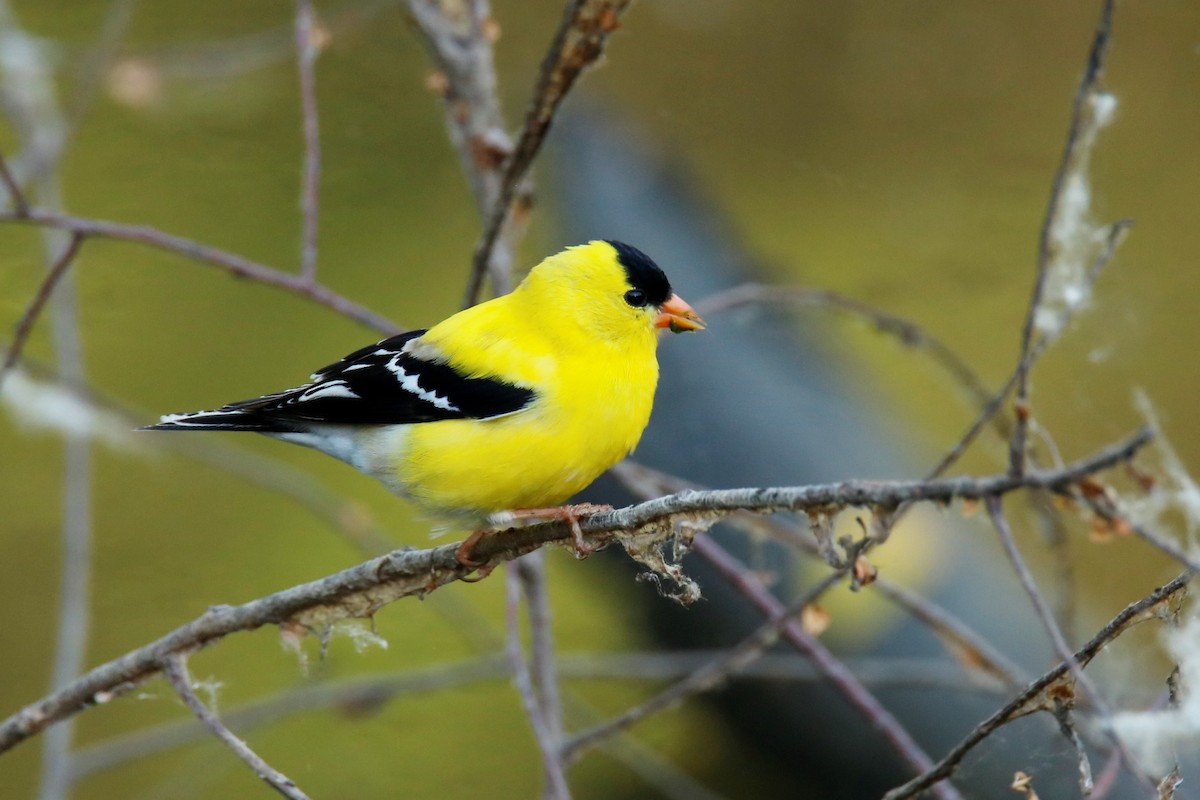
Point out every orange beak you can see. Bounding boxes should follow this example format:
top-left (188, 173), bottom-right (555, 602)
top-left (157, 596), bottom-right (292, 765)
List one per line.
top-left (654, 293), bottom-right (706, 333)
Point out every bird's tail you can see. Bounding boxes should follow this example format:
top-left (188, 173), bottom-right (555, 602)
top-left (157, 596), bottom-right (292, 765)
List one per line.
top-left (142, 409), bottom-right (297, 433)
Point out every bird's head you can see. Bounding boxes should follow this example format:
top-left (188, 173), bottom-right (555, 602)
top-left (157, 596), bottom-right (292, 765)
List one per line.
top-left (518, 240), bottom-right (705, 345)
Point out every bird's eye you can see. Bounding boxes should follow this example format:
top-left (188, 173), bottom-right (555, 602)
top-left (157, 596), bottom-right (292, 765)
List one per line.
top-left (623, 289), bottom-right (648, 308)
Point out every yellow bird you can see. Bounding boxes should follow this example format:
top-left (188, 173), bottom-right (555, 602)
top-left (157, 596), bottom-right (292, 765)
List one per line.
top-left (147, 240), bottom-right (705, 563)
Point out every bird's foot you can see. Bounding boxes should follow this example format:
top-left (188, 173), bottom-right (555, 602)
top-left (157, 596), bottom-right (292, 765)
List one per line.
top-left (490, 503), bottom-right (614, 559)
top-left (454, 528), bottom-right (492, 572)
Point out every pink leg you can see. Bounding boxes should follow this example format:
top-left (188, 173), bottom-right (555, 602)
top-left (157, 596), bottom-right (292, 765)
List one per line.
top-left (494, 503), bottom-right (614, 558)
top-left (454, 528), bottom-right (490, 569)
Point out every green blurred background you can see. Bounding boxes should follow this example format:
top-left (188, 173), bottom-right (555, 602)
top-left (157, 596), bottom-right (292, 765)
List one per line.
top-left (2, 0), bottom-right (1199, 797)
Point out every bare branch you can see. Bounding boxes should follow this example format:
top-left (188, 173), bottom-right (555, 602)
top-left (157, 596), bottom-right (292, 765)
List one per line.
top-left (1009, 0), bottom-right (1116, 477)
top-left (882, 571), bottom-right (1191, 800)
top-left (0, 428), bottom-right (1154, 756)
top-left (986, 497), bottom-right (1156, 790)
top-left (0, 209), bottom-right (399, 333)
top-left (71, 652), bottom-right (998, 781)
top-left (1052, 701), bottom-right (1094, 795)
top-left (0, 150), bottom-right (27, 215)
top-left (987, 496), bottom-right (1090, 676)
top-left (0, 232), bottom-right (83, 393)
top-left (694, 535), bottom-right (962, 800)
top-left (161, 655), bottom-right (311, 800)
top-left (562, 568), bottom-right (847, 763)
top-left (611, 460), bottom-right (1027, 690)
top-left (927, 374), bottom-right (1018, 478)
top-left (294, 0), bottom-right (321, 282)
top-left (0, 11), bottom-right (98, 795)
top-left (505, 567), bottom-right (571, 799)
top-left (870, 579), bottom-right (1025, 691)
top-left (406, 0), bottom-right (516, 296)
top-left (697, 283), bottom-right (997, 416)
top-left (465, 0), bottom-right (633, 306)
top-left (930, 218), bottom-right (1131, 481)
top-left (407, 0), bottom-right (508, 219)
top-left (515, 553), bottom-right (567, 755)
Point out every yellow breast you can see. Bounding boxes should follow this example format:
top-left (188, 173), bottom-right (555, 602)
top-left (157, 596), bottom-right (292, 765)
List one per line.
top-left (399, 353), bottom-right (657, 517)
top-left (378, 240), bottom-right (679, 520)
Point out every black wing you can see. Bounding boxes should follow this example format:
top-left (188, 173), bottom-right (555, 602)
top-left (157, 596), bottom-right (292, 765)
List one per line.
top-left (151, 330), bottom-right (535, 430)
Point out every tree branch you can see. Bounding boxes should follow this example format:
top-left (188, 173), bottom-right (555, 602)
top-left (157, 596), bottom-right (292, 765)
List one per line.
top-left (505, 566), bottom-right (571, 799)
top-left (612, 459), bottom-right (1031, 693)
top-left (562, 568), bottom-right (847, 763)
top-left (464, 0), bottom-right (633, 306)
top-left (294, 0), bottom-right (322, 282)
top-left (693, 535), bottom-right (962, 800)
top-left (406, 0), bottom-right (516, 297)
top-left (162, 654), bottom-right (311, 800)
top-left (515, 554), bottom-right (567, 766)
top-left (0, 209), bottom-right (399, 333)
top-left (0, 427), bottom-right (1153, 756)
top-left (882, 571), bottom-right (1191, 800)
top-left (1009, 0), bottom-right (1116, 477)
top-left (70, 652), bottom-right (1000, 782)
top-left (986, 496), bottom-right (1152, 791)
top-left (0, 232), bottom-right (83, 393)
top-left (0, 149), bottom-right (28, 215)
top-left (696, 283), bottom-right (998, 419)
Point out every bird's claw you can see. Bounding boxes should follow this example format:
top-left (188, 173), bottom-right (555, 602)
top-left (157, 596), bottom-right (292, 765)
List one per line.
top-left (455, 528), bottom-right (490, 571)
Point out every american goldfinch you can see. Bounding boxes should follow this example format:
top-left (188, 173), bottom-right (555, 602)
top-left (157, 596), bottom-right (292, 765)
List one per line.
top-left (147, 240), bottom-right (704, 562)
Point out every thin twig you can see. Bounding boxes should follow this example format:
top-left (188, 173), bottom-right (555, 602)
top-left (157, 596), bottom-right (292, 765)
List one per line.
top-left (0, 149), bottom-right (28, 215)
top-left (0, 429), bottom-right (1154, 756)
top-left (1029, 489), bottom-right (1078, 643)
top-left (516, 553), bottom-right (567, 752)
top-left (927, 372), bottom-right (1018, 479)
top-left (161, 655), bottom-right (311, 800)
top-left (0, 13), bottom-right (96, 796)
top-left (696, 283), bottom-right (998, 416)
top-left (562, 568), bottom-right (847, 763)
top-left (985, 497), bottom-right (1154, 791)
top-left (693, 535), bottom-right (962, 800)
top-left (71, 651), bottom-right (998, 782)
top-left (406, 0), bottom-right (516, 297)
top-left (465, 0), bottom-right (633, 306)
top-left (882, 571), bottom-right (1191, 800)
top-left (40, 425), bottom-right (91, 800)
top-left (505, 566), bottom-right (572, 799)
top-left (0, 232), bottom-right (83, 393)
top-left (0, 209), bottom-right (398, 333)
top-left (870, 579), bottom-right (1025, 691)
top-left (294, 0), bottom-right (321, 282)
top-left (1052, 701), bottom-right (1095, 796)
top-left (610, 460), bottom-right (1028, 690)
top-left (1009, 0), bottom-right (1115, 477)
top-left (406, 0), bottom-right (508, 220)
top-left (931, 219), bottom-right (1129, 480)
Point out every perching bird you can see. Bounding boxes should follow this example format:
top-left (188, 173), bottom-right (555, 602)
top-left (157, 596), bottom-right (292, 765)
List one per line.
top-left (146, 240), bottom-right (704, 563)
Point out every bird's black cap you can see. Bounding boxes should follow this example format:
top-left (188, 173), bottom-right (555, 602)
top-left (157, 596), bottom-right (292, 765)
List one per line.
top-left (606, 240), bottom-right (672, 306)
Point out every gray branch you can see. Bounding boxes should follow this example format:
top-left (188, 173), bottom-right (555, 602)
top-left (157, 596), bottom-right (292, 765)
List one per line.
top-left (0, 425), bottom-right (1153, 757)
